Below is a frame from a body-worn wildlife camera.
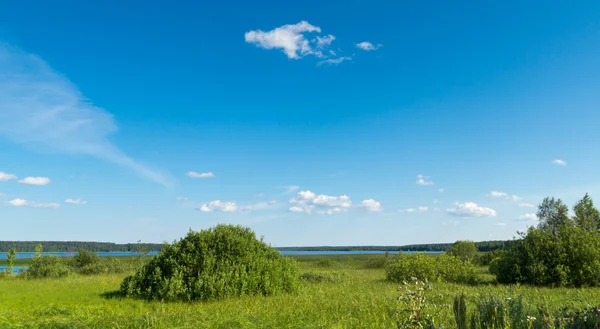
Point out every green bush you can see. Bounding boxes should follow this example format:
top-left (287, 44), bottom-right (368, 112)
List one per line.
top-left (385, 253), bottom-right (477, 284)
top-left (491, 224), bottom-right (600, 287)
top-left (119, 224), bottom-right (299, 301)
top-left (300, 271), bottom-right (348, 283)
top-left (69, 249), bottom-right (127, 275)
top-left (315, 258), bottom-right (334, 268)
top-left (25, 255), bottom-right (71, 279)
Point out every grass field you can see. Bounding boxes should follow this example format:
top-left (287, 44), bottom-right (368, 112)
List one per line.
top-left (0, 254), bottom-right (599, 328)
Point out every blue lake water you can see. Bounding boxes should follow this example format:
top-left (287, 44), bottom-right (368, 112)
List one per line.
top-left (0, 266), bottom-right (27, 274)
top-left (0, 250), bottom-right (441, 260)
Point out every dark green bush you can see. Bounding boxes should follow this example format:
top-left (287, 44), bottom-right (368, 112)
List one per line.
top-left (300, 271), bottom-right (348, 283)
top-left (315, 258), bottom-right (334, 267)
top-left (119, 224), bottom-right (299, 301)
top-left (25, 255), bottom-right (72, 279)
top-left (385, 253), bottom-right (477, 284)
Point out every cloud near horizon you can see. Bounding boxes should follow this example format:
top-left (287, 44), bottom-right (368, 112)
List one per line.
top-left (0, 43), bottom-right (172, 187)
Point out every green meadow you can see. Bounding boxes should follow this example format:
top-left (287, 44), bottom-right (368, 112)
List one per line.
top-left (1, 254), bottom-right (599, 329)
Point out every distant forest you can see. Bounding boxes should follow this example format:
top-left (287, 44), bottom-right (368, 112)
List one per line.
top-left (0, 241), bottom-right (165, 252)
top-left (277, 240), bottom-right (512, 252)
top-left (0, 239), bottom-right (512, 253)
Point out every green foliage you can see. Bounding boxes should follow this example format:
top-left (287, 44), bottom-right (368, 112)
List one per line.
top-left (386, 253), bottom-right (478, 284)
top-left (537, 197), bottom-right (571, 235)
top-left (573, 193), bottom-right (600, 232)
top-left (119, 224), bottom-right (299, 301)
top-left (34, 243), bottom-right (43, 257)
top-left (0, 241), bottom-right (163, 252)
top-left (300, 271), bottom-right (348, 283)
top-left (393, 278), bottom-right (443, 329)
top-left (491, 223), bottom-right (600, 287)
top-left (364, 257), bottom-right (390, 269)
top-left (25, 255), bottom-right (72, 279)
top-left (5, 248), bottom-right (16, 274)
top-left (315, 258), bottom-right (334, 267)
top-left (448, 241), bottom-right (478, 263)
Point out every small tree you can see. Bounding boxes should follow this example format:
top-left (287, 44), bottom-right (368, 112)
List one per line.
top-left (34, 244), bottom-right (43, 257)
top-left (573, 193), bottom-right (600, 232)
top-left (447, 240), bottom-right (477, 263)
top-left (6, 248), bottom-right (16, 274)
top-left (537, 197), bottom-right (571, 235)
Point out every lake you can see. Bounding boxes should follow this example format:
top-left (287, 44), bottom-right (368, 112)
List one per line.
top-left (0, 250), bottom-right (442, 260)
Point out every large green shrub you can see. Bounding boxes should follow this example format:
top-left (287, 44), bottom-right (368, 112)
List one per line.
top-left (119, 224), bottom-right (299, 301)
top-left (385, 253), bottom-right (477, 284)
top-left (491, 224), bottom-right (600, 287)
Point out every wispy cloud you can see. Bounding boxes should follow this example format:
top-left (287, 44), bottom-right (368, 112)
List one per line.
top-left (18, 177), bottom-right (50, 186)
top-left (186, 171), bottom-right (215, 178)
top-left (552, 159), bottom-right (567, 166)
top-left (196, 200), bottom-right (277, 213)
top-left (176, 197), bottom-right (189, 202)
top-left (317, 56), bottom-right (352, 66)
top-left (6, 198), bottom-right (60, 208)
top-left (245, 21), bottom-right (325, 59)
top-left (438, 188), bottom-right (445, 193)
top-left (65, 198), bottom-right (87, 205)
top-left (0, 172), bottom-right (17, 181)
top-left (486, 191), bottom-right (521, 201)
top-left (416, 174), bottom-right (434, 186)
top-left (446, 202), bottom-right (497, 217)
top-left (494, 222), bottom-right (507, 226)
top-left (278, 185), bottom-right (300, 194)
top-left (518, 213), bottom-right (538, 221)
top-left (518, 203), bottom-right (535, 208)
top-left (0, 43), bottom-right (171, 187)
top-left (355, 41), bottom-right (382, 51)
top-left (401, 206), bottom-right (429, 213)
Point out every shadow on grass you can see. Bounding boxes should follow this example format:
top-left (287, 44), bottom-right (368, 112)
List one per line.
top-left (100, 290), bottom-right (125, 300)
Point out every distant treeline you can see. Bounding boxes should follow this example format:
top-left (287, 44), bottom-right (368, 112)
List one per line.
top-left (0, 241), bottom-right (164, 252)
top-left (277, 240), bottom-right (513, 252)
top-left (0, 240), bottom-right (512, 253)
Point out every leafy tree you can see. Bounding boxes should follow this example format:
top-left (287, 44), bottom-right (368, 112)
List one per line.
top-left (34, 243), bottom-right (43, 257)
top-left (447, 240), bottom-right (477, 263)
top-left (6, 248), bottom-right (16, 274)
top-left (573, 193), bottom-right (600, 232)
top-left (491, 195), bottom-right (600, 287)
top-left (71, 248), bottom-right (99, 269)
top-left (120, 224), bottom-right (299, 301)
top-left (537, 197), bottom-right (571, 235)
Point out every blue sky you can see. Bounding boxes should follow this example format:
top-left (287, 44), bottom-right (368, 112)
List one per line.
top-left (1, 0), bottom-right (600, 246)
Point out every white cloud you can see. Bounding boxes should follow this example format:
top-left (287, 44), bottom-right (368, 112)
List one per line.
top-left (486, 191), bottom-right (507, 198)
top-left (198, 200), bottom-right (238, 213)
top-left (355, 41), bottom-right (382, 51)
top-left (402, 206), bottom-right (428, 213)
top-left (416, 174), bottom-right (434, 186)
top-left (438, 188), bottom-right (445, 193)
top-left (288, 190), bottom-right (354, 215)
top-left (6, 198), bottom-right (59, 208)
top-left (176, 197), bottom-right (189, 202)
top-left (518, 203), bottom-right (535, 208)
top-left (0, 44), bottom-right (171, 187)
top-left (245, 21), bottom-right (328, 59)
top-left (0, 172), bottom-right (17, 181)
top-left (552, 159), bottom-right (567, 166)
top-left (278, 185), bottom-right (300, 194)
top-left (486, 191), bottom-right (521, 202)
top-left (358, 199), bottom-right (382, 212)
top-left (18, 177), bottom-right (50, 186)
top-left (317, 56), bottom-right (352, 66)
top-left (8, 198), bottom-right (28, 206)
top-left (65, 198), bottom-right (87, 205)
top-left (518, 213), bottom-right (538, 221)
top-left (316, 35), bottom-right (336, 47)
top-left (494, 222), bottom-right (507, 226)
top-left (446, 202), bottom-right (497, 217)
top-left (186, 171), bottom-right (215, 178)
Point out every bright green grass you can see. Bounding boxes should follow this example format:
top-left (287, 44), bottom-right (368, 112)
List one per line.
top-left (0, 255), bottom-right (599, 328)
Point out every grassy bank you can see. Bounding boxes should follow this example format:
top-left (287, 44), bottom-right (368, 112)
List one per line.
top-left (0, 254), bottom-right (599, 328)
